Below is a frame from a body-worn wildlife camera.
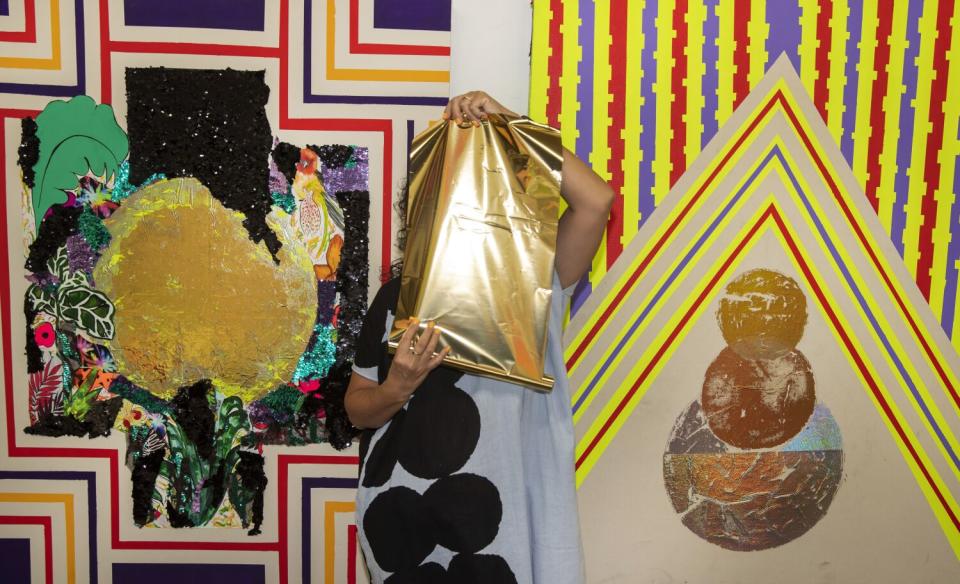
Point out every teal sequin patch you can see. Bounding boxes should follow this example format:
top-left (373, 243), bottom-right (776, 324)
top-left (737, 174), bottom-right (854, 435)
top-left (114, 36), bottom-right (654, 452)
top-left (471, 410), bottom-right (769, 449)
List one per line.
top-left (111, 161), bottom-right (165, 202)
top-left (293, 324), bottom-right (337, 383)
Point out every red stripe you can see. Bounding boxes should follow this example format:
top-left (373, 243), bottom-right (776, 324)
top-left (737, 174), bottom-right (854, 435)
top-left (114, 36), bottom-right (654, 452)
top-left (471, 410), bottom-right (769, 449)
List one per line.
top-left (605, 0), bottom-right (628, 267)
top-left (349, 0), bottom-right (449, 56)
top-left (347, 524), bottom-right (358, 584)
top-left (732, 0), bottom-right (751, 108)
top-left (99, 0), bottom-right (111, 103)
top-left (669, 0), bottom-right (690, 186)
top-left (0, 516), bottom-right (52, 584)
top-left (863, 1), bottom-right (894, 212)
top-left (545, 0), bottom-right (565, 127)
top-left (813, 0), bottom-right (833, 120)
top-left (109, 41), bottom-right (281, 58)
top-left (915, 0), bottom-right (956, 298)
top-left (0, 0), bottom-right (37, 42)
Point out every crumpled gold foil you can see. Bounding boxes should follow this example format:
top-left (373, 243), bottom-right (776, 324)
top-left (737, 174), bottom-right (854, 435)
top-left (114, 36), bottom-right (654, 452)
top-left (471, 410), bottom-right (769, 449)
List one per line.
top-left (388, 114), bottom-right (562, 390)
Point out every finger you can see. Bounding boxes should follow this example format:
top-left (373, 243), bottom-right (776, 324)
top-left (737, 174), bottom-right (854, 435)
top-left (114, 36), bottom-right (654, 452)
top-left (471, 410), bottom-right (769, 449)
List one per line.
top-left (442, 101), bottom-right (451, 120)
top-left (398, 317), bottom-right (419, 349)
top-left (449, 98), bottom-right (464, 123)
top-left (466, 99), bottom-right (486, 124)
top-left (459, 96), bottom-right (477, 122)
top-left (427, 346), bottom-right (452, 369)
top-left (413, 321), bottom-right (435, 355)
top-left (423, 325), bottom-right (442, 357)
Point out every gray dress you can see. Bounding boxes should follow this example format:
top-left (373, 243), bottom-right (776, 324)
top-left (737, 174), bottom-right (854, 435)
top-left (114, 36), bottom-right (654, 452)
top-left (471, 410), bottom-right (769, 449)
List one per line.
top-left (352, 274), bottom-right (584, 583)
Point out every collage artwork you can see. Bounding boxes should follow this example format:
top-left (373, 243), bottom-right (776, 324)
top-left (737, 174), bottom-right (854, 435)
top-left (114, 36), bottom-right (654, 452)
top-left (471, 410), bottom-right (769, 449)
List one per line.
top-left (3, 0), bottom-right (960, 583)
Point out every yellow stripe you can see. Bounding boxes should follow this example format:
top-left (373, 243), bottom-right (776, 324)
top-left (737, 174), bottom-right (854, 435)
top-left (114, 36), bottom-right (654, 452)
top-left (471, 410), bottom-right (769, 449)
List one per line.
top-left (826, 0), bottom-right (850, 143)
top-left (903, 0), bottom-right (941, 278)
top-left (652, 0), bottom-right (674, 206)
top-left (685, 0), bottom-right (706, 169)
top-left (797, 0), bottom-right (819, 97)
top-left (529, 0), bottom-right (552, 121)
top-left (559, 0), bottom-right (581, 148)
top-left (324, 501), bottom-right (355, 583)
top-left (876, 2), bottom-right (911, 237)
top-left (0, 0), bottom-right (62, 70)
top-left (622, 0), bottom-right (645, 245)
top-left (325, 0), bottom-right (448, 83)
top-left (929, 14), bottom-right (960, 331)
top-left (747, 0), bottom-right (768, 89)
top-left (715, 0), bottom-right (736, 128)
top-left (590, 0), bottom-right (613, 284)
top-left (850, 0), bottom-right (879, 187)
top-left (0, 492), bottom-right (76, 584)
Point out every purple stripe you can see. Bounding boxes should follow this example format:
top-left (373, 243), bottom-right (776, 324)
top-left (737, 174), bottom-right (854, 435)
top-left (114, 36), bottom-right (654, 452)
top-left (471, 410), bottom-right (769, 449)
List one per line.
top-left (123, 0), bottom-right (266, 31)
top-left (0, 471), bottom-right (97, 584)
top-left (373, 0), bottom-right (451, 32)
top-left (637, 0), bottom-right (658, 225)
top-left (113, 564), bottom-right (265, 584)
top-left (891, 0), bottom-right (924, 257)
top-left (766, 0), bottom-right (802, 71)
top-left (0, 0), bottom-right (9, 16)
top-left (840, 0), bottom-right (863, 163)
top-left (0, 0), bottom-right (85, 96)
top-left (574, 0), bottom-right (595, 162)
top-left (701, 0), bottom-right (720, 148)
top-left (301, 0), bottom-right (447, 106)
top-left (0, 539), bottom-right (30, 584)
top-left (939, 113), bottom-right (960, 333)
top-left (571, 277), bottom-right (592, 316)
top-left (301, 477), bottom-right (360, 584)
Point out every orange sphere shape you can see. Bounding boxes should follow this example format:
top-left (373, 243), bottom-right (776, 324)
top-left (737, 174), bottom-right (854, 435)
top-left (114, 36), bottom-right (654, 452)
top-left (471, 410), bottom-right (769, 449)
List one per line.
top-left (716, 268), bottom-right (808, 360)
top-left (701, 347), bottom-right (816, 449)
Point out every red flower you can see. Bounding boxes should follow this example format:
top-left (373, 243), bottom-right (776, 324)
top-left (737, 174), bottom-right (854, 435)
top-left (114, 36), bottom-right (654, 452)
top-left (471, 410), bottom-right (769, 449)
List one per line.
top-left (34, 323), bottom-right (55, 348)
top-left (297, 379), bottom-right (322, 394)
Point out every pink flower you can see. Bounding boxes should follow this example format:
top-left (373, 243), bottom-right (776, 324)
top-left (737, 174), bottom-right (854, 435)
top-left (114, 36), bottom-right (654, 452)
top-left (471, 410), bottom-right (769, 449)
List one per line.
top-left (34, 323), bottom-right (55, 348)
top-left (297, 379), bottom-right (322, 394)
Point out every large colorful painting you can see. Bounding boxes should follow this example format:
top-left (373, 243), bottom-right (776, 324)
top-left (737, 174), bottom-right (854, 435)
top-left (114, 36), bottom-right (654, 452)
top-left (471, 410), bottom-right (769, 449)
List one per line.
top-left (0, 1), bottom-right (450, 582)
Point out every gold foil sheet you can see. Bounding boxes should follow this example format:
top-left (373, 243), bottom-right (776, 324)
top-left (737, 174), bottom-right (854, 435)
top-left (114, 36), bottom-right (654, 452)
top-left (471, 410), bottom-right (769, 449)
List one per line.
top-left (388, 115), bottom-right (562, 390)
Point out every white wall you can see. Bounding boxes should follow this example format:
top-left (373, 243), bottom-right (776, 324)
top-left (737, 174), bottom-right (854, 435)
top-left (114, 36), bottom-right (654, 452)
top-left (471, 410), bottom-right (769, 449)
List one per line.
top-left (449, 0), bottom-right (532, 115)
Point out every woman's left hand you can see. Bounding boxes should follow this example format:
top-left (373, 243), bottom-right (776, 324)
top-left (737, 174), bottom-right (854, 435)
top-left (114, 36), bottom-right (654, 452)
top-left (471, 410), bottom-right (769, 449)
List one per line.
top-left (443, 91), bottom-right (518, 125)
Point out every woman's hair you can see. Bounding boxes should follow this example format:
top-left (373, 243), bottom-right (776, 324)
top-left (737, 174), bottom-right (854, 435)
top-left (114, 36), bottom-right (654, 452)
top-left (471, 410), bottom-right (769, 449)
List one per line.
top-left (389, 180), bottom-right (409, 279)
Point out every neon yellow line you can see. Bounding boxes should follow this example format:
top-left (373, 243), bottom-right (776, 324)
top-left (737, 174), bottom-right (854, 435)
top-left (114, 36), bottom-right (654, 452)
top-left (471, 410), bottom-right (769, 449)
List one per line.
top-left (652, 0), bottom-right (675, 206)
top-left (529, 0), bottom-right (552, 121)
top-left (622, 0), bottom-right (645, 245)
top-left (827, 0), bottom-right (851, 143)
top-left (798, 0), bottom-right (820, 97)
top-left (850, 0), bottom-right (879, 189)
top-left (715, 0), bottom-right (736, 126)
top-left (590, 0), bottom-right (613, 284)
top-left (685, 0), bottom-right (706, 168)
top-left (747, 0), bottom-right (768, 89)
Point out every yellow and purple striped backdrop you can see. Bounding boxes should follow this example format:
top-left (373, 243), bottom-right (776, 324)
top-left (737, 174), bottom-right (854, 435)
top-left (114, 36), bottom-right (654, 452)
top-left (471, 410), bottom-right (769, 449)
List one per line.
top-left (530, 0), bottom-right (960, 349)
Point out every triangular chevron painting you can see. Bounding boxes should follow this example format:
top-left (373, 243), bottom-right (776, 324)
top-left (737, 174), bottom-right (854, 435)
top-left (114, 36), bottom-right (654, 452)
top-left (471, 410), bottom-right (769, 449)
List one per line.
top-left (567, 58), bottom-right (960, 581)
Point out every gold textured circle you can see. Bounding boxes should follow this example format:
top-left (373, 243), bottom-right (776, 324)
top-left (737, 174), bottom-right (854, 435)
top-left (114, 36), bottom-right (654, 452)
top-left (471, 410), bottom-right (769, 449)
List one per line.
top-left (93, 178), bottom-right (317, 400)
top-left (716, 268), bottom-right (807, 359)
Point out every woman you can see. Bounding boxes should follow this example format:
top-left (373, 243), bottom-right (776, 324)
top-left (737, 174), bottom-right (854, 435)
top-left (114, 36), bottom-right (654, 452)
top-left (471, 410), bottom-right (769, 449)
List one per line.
top-left (346, 91), bottom-right (613, 583)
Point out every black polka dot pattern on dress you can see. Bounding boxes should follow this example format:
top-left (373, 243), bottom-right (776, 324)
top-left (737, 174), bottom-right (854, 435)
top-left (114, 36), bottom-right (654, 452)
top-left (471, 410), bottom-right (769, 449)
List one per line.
top-left (446, 553), bottom-right (518, 584)
top-left (361, 409), bottom-right (405, 488)
top-left (383, 562), bottom-right (447, 583)
top-left (362, 487), bottom-right (437, 573)
top-left (397, 379), bottom-right (481, 480)
top-left (423, 473), bottom-right (502, 554)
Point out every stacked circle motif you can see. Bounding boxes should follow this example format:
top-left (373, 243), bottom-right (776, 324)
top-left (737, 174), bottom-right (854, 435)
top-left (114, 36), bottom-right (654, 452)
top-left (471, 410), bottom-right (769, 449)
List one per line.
top-left (663, 269), bottom-right (844, 551)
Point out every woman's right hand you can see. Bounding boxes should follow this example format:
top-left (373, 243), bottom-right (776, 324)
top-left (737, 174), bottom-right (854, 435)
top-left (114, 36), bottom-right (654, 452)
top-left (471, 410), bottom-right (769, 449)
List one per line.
top-left (386, 319), bottom-right (450, 398)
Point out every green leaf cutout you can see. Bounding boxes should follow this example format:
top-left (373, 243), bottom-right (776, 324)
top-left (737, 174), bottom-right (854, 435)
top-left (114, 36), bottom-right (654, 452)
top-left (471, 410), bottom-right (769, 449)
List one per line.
top-left (46, 246), bottom-right (69, 281)
top-left (57, 285), bottom-right (116, 340)
top-left (32, 96), bottom-right (128, 230)
top-left (26, 284), bottom-right (55, 315)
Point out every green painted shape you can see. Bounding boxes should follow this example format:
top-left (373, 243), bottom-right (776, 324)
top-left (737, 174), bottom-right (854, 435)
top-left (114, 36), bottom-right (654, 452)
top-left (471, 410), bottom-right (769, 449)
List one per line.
top-left (32, 96), bottom-right (128, 230)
